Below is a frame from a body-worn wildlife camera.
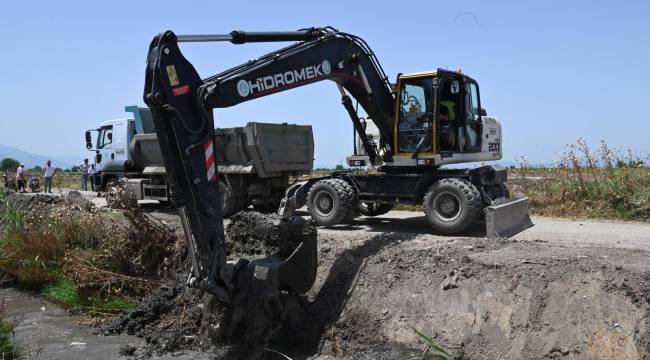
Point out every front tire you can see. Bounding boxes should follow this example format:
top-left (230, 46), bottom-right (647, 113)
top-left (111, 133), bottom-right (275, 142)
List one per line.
top-left (423, 178), bottom-right (482, 234)
top-left (307, 179), bottom-right (355, 226)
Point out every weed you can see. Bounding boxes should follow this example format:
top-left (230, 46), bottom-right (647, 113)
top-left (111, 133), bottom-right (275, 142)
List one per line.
top-left (1, 204), bottom-right (24, 234)
top-left (0, 230), bottom-right (63, 287)
top-left (0, 301), bottom-right (15, 360)
top-left (412, 327), bottom-right (453, 360)
top-left (43, 275), bottom-right (81, 307)
top-left (512, 139), bottom-right (650, 221)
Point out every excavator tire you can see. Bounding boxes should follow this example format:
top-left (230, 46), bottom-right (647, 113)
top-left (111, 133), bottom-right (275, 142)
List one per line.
top-left (356, 202), bottom-right (394, 217)
top-left (219, 180), bottom-right (237, 217)
top-left (424, 178), bottom-right (482, 234)
top-left (307, 178), bottom-right (355, 226)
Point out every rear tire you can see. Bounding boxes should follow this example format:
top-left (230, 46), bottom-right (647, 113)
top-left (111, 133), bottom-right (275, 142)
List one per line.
top-left (307, 179), bottom-right (355, 226)
top-left (423, 178), bottom-right (482, 234)
top-left (356, 202), bottom-right (393, 217)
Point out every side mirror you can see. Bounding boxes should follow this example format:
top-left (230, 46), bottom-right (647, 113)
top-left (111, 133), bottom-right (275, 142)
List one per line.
top-left (480, 108), bottom-right (487, 116)
top-left (85, 131), bottom-right (93, 149)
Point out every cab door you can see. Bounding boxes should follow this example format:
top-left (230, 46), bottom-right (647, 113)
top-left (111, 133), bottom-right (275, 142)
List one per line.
top-left (463, 79), bottom-right (483, 152)
top-left (394, 75), bottom-right (435, 155)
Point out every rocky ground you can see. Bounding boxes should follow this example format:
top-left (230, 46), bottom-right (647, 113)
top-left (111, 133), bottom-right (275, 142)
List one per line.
top-left (2, 191), bottom-right (650, 359)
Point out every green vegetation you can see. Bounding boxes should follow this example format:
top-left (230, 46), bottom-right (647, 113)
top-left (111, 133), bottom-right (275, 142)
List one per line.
top-left (513, 139), bottom-right (649, 221)
top-left (0, 302), bottom-right (15, 359)
top-left (1, 204), bottom-right (23, 234)
top-left (413, 327), bottom-right (453, 360)
top-left (0, 158), bottom-right (19, 172)
top-left (43, 275), bottom-right (81, 307)
top-left (0, 189), bottom-right (172, 318)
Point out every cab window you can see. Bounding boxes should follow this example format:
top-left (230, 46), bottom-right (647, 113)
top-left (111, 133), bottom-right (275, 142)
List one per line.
top-left (464, 82), bottom-right (481, 149)
top-left (397, 78), bottom-right (433, 153)
top-left (97, 125), bottom-right (113, 149)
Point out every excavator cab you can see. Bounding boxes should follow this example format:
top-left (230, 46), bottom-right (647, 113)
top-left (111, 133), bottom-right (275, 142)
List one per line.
top-left (394, 69), bottom-right (484, 159)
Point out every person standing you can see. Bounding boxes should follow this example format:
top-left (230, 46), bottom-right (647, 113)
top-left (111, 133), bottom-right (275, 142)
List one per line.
top-left (79, 159), bottom-right (90, 191)
top-left (15, 163), bottom-right (26, 193)
top-left (43, 160), bottom-right (55, 193)
top-left (87, 163), bottom-right (98, 192)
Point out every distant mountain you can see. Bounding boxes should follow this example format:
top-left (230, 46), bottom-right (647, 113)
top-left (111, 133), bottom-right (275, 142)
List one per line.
top-left (0, 144), bottom-right (82, 170)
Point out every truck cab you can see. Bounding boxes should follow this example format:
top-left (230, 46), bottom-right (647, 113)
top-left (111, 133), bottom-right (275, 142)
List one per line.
top-left (90, 118), bottom-right (134, 186)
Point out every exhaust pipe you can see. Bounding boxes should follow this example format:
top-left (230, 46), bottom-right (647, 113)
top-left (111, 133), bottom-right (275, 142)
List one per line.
top-left (485, 195), bottom-right (534, 238)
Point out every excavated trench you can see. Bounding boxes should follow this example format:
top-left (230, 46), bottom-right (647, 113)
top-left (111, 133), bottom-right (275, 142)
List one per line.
top-left (4, 191), bottom-right (650, 359)
top-left (101, 209), bottom-right (650, 360)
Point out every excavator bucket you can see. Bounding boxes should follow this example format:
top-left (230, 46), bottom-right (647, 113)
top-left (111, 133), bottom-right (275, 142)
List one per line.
top-left (484, 195), bottom-right (534, 238)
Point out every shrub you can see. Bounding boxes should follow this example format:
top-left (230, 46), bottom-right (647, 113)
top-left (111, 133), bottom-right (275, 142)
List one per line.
top-left (512, 139), bottom-right (650, 221)
top-left (0, 301), bottom-right (15, 359)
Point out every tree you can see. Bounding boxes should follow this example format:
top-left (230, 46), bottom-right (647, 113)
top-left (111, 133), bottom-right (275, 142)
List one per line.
top-left (0, 158), bottom-right (20, 172)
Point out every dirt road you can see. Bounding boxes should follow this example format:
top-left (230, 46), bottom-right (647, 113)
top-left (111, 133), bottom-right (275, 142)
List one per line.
top-left (4, 201), bottom-right (650, 359)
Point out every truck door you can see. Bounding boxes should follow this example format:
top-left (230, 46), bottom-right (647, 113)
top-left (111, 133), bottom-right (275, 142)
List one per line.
top-left (96, 124), bottom-right (113, 170)
top-left (112, 121), bottom-right (129, 163)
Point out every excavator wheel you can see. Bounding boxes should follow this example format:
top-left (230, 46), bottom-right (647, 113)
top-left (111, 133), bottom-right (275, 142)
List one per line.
top-left (423, 178), bottom-right (482, 234)
top-left (356, 202), bottom-right (394, 217)
top-left (307, 178), bottom-right (355, 226)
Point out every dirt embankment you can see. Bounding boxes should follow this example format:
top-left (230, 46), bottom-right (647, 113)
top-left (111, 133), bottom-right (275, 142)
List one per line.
top-left (8, 190), bottom-right (649, 359)
top-left (102, 208), bottom-right (650, 359)
top-left (297, 233), bottom-right (650, 360)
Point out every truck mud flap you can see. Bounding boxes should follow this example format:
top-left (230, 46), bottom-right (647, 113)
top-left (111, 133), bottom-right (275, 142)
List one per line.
top-left (485, 195), bottom-right (534, 238)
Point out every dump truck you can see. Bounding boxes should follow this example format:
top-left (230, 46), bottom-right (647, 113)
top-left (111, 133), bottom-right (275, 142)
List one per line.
top-left (85, 106), bottom-right (313, 215)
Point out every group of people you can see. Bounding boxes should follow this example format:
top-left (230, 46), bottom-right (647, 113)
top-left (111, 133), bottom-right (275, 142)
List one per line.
top-left (14, 160), bottom-right (56, 193)
top-left (11, 159), bottom-right (100, 194)
top-left (78, 158), bottom-right (99, 191)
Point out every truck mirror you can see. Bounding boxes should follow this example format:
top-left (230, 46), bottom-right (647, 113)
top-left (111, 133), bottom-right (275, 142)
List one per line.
top-left (85, 131), bottom-right (92, 149)
top-left (480, 108), bottom-right (487, 116)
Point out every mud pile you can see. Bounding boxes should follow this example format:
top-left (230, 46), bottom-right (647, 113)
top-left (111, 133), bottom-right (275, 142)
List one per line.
top-left (103, 211), bottom-right (317, 358)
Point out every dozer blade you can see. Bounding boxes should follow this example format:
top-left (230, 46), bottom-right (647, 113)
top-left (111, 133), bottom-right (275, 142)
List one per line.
top-left (485, 195), bottom-right (534, 238)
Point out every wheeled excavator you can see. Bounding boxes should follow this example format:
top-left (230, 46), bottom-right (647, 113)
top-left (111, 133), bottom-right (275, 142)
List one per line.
top-left (143, 27), bottom-right (533, 341)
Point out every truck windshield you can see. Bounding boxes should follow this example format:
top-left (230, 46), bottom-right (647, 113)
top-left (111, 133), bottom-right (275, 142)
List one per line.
top-left (97, 125), bottom-right (113, 149)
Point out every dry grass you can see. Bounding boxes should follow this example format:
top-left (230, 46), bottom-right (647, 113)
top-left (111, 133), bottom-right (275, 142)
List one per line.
top-left (512, 139), bottom-right (650, 221)
top-left (0, 186), bottom-right (177, 314)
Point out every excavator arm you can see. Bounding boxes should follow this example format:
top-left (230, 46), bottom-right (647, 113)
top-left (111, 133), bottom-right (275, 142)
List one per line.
top-left (143, 29), bottom-right (320, 315)
top-left (143, 27), bottom-right (399, 297)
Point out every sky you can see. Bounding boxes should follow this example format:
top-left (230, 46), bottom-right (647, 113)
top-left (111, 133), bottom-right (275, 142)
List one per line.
top-left (1, 0), bottom-right (649, 167)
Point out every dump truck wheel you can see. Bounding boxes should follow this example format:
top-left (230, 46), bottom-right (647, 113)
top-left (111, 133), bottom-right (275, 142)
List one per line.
top-left (219, 180), bottom-right (236, 217)
top-left (307, 179), bottom-right (354, 226)
top-left (356, 202), bottom-right (394, 217)
top-left (424, 178), bottom-right (481, 234)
